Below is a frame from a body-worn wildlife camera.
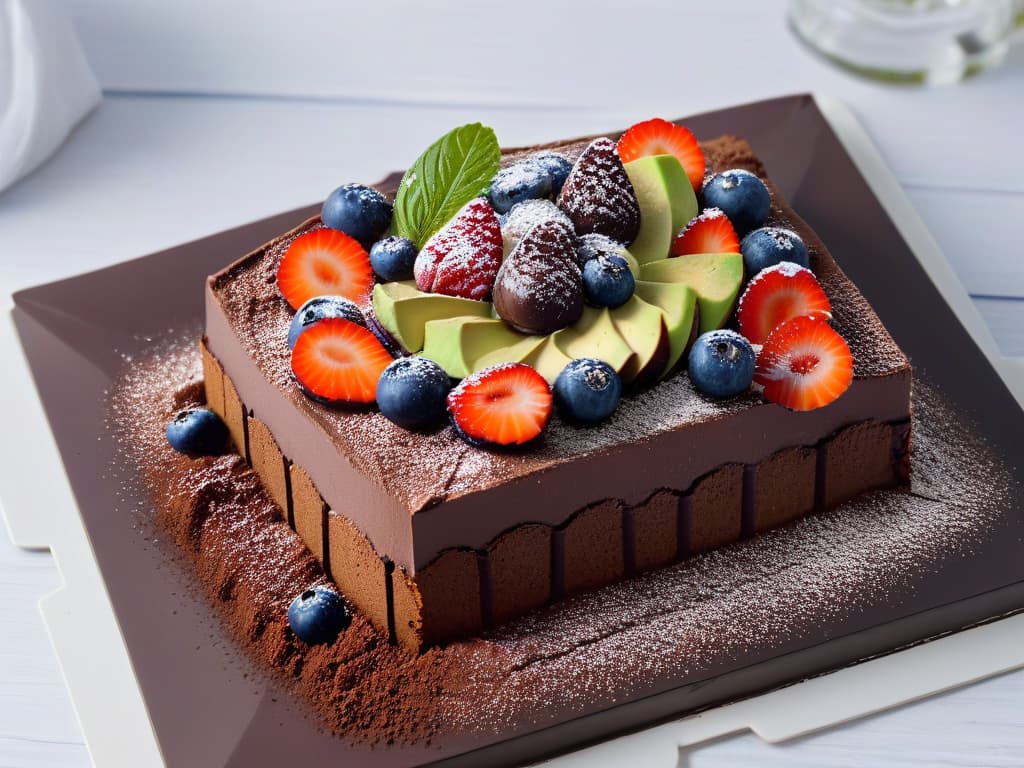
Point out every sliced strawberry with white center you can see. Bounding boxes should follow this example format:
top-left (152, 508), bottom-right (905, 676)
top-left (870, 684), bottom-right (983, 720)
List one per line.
top-left (277, 228), bottom-right (373, 311)
top-left (291, 318), bottom-right (393, 404)
top-left (754, 316), bottom-right (853, 411)
top-left (738, 262), bottom-right (832, 345)
top-left (671, 207), bottom-right (740, 256)
top-left (447, 363), bottom-right (552, 446)
top-left (414, 198), bottom-right (503, 301)
top-left (616, 118), bottom-right (706, 192)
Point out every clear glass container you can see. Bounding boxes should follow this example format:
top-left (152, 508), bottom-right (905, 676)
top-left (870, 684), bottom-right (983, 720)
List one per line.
top-left (789, 0), bottom-right (1019, 84)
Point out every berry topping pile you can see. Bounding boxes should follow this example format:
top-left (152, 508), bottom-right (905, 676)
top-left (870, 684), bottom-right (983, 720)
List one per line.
top-left (257, 119), bottom-right (860, 453)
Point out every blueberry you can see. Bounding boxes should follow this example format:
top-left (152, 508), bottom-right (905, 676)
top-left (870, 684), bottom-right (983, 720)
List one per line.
top-left (369, 236), bottom-right (418, 282)
top-left (530, 151), bottom-right (573, 196)
top-left (687, 330), bottom-right (756, 399)
top-left (287, 295), bottom-right (366, 349)
top-left (740, 226), bottom-right (809, 274)
top-left (702, 170), bottom-right (770, 235)
top-left (321, 184), bottom-right (392, 248)
top-left (576, 233), bottom-right (626, 265)
top-left (488, 161), bottom-right (552, 214)
top-left (582, 253), bottom-right (635, 308)
top-left (376, 356), bottom-right (452, 430)
top-left (165, 408), bottom-right (228, 455)
top-left (553, 358), bottom-right (622, 425)
top-left (287, 585), bottom-right (352, 645)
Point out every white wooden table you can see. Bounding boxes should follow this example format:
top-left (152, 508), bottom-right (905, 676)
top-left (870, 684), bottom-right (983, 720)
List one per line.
top-left (2, 2), bottom-right (1023, 765)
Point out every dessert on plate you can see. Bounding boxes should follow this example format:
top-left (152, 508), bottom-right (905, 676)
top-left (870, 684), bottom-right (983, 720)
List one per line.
top-left (168, 118), bottom-right (911, 650)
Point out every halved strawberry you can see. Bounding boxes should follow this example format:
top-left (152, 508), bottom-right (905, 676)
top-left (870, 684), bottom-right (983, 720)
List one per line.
top-left (277, 228), bottom-right (373, 311)
top-left (671, 208), bottom-right (740, 256)
top-left (616, 118), bottom-right (706, 191)
top-left (414, 198), bottom-right (503, 301)
top-left (447, 363), bottom-right (552, 447)
top-left (754, 316), bottom-right (853, 411)
top-left (737, 262), bottom-right (832, 344)
top-left (290, 318), bottom-right (393, 404)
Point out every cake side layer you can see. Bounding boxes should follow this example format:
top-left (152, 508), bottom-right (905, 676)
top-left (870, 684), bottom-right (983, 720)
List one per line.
top-left (205, 134), bottom-right (912, 573)
top-left (204, 340), bottom-right (910, 648)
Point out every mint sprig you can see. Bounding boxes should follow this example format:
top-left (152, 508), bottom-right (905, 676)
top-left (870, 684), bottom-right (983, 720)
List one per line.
top-left (393, 123), bottom-right (500, 248)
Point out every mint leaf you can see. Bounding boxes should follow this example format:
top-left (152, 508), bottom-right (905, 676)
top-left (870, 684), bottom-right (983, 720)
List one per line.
top-left (393, 123), bottom-right (500, 248)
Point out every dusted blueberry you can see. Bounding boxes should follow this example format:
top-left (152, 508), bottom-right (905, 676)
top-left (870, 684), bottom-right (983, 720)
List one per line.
top-left (376, 356), bottom-right (452, 430)
top-left (165, 408), bottom-right (228, 455)
top-left (287, 295), bottom-right (366, 349)
top-left (287, 585), bottom-right (352, 645)
top-left (582, 253), bottom-right (635, 308)
top-left (531, 151), bottom-right (573, 196)
top-left (553, 358), bottom-right (622, 425)
top-left (369, 236), bottom-right (418, 282)
top-left (701, 170), bottom-right (770, 235)
top-left (321, 184), bottom-right (392, 248)
top-left (488, 161), bottom-right (552, 214)
top-left (688, 330), bottom-right (756, 399)
top-left (740, 226), bottom-right (809, 274)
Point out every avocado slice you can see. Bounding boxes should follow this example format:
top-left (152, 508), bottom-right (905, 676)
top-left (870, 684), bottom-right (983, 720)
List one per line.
top-left (552, 306), bottom-right (635, 376)
top-left (421, 316), bottom-right (539, 379)
top-left (633, 280), bottom-right (699, 377)
top-left (609, 296), bottom-right (670, 386)
top-left (639, 253), bottom-right (743, 333)
top-left (622, 155), bottom-right (698, 265)
top-left (522, 336), bottom-right (575, 384)
top-left (372, 281), bottom-right (491, 353)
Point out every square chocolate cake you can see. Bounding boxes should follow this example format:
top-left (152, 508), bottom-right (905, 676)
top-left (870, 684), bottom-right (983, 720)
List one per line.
top-left (199, 120), bottom-right (911, 649)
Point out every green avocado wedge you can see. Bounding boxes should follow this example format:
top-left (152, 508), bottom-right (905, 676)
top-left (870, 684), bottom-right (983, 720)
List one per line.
top-left (421, 316), bottom-right (542, 380)
top-left (610, 296), bottom-right (670, 386)
top-left (371, 281), bottom-right (491, 353)
top-left (632, 281), bottom-right (699, 378)
top-left (639, 253), bottom-right (743, 334)
top-left (552, 306), bottom-right (635, 377)
top-left (522, 336), bottom-right (575, 384)
top-left (623, 155), bottom-right (698, 265)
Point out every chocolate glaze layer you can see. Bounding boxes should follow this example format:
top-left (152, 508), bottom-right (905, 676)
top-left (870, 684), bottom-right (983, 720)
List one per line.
top-left (206, 135), bottom-right (911, 572)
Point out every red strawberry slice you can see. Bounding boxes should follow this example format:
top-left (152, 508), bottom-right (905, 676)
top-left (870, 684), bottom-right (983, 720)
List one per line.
top-left (290, 318), bottom-right (393, 404)
top-left (277, 228), bottom-right (373, 311)
top-left (617, 118), bottom-right (706, 192)
top-left (737, 262), bottom-right (832, 344)
top-left (754, 316), bottom-right (853, 411)
top-left (447, 363), bottom-right (552, 446)
top-left (671, 207), bottom-right (740, 256)
top-left (414, 198), bottom-right (502, 301)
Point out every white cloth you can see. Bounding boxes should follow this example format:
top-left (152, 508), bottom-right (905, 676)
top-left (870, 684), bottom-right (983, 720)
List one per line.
top-left (0, 0), bottom-right (100, 193)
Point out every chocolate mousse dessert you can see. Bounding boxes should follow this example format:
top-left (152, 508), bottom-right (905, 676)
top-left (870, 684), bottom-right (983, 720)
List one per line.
top-left (164, 117), bottom-right (911, 654)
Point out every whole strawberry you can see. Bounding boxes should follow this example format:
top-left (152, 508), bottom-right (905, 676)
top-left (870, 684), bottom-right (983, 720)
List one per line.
top-left (556, 138), bottom-right (640, 245)
top-left (492, 219), bottom-right (584, 335)
top-left (414, 198), bottom-right (503, 301)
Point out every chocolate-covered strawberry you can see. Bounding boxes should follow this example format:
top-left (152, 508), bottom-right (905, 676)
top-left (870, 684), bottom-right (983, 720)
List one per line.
top-left (556, 137), bottom-right (640, 245)
top-left (492, 219), bottom-right (583, 335)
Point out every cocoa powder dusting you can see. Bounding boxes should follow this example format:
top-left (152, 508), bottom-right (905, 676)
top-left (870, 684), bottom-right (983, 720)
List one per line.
top-left (109, 334), bottom-right (1019, 751)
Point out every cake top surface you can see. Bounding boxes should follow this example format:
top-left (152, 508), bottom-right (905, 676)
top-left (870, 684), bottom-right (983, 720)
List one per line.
top-left (210, 134), bottom-right (910, 514)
